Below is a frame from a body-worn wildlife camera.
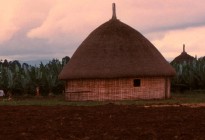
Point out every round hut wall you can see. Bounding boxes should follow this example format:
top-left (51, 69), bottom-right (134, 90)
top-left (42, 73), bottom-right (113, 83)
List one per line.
top-left (65, 77), bottom-right (171, 101)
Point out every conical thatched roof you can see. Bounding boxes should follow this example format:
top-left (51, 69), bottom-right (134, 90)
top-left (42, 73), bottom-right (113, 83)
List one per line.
top-left (59, 4), bottom-right (175, 80)
top-left (171, 44), bottom-right (195, 64)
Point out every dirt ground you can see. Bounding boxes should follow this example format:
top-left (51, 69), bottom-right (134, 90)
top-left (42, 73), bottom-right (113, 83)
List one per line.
top-left (0, 104), bottom-right (205, 140)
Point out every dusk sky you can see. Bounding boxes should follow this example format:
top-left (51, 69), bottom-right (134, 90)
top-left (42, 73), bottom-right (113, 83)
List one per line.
top-left (0, 0), bottom-right (205, 62)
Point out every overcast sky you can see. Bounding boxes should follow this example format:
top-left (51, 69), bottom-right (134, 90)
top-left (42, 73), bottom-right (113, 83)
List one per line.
top-left (0, 0), bottom-right (205, 61)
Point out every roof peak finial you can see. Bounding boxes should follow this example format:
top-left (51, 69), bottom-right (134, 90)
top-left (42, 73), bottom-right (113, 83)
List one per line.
top-left (183, 44), bottom-right (185, 52)
top-left (112, 3), bottom-right (117, 19)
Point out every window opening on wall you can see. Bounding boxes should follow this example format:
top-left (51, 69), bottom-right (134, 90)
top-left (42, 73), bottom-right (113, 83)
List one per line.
top-left (133, 79), bottom-right (141, 87)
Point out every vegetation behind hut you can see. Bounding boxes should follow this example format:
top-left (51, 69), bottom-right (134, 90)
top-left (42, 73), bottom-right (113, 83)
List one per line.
top-left (0, 56), bottom-right (70, 96)
top-left (171, 57), bottom-right (205, 92)
top-left (0, 55), bottom-right (205, 96)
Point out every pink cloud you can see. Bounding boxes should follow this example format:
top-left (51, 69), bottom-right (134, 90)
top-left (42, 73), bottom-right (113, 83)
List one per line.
top-left (152, 26), bottom-right (205, 60)
top-left (0, 0), bottom-right (51, 43)
top-left (0, 0), bottom-right (205, 60)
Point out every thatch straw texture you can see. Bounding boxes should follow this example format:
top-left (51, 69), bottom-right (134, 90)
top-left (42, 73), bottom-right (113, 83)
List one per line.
top-left (65, 77), bottom-right (170, 101)
top-left (59, 18), bottom-right (175, 80)
top-left (171, 45), bottom-right (195, 63)
top-left (172, 52), bottom-right (195, 63)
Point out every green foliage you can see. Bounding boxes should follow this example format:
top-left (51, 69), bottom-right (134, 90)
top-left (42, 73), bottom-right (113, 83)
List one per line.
top-left (1, 55), bottom-right (204, 96)
top-left (0, 57), bottom-right (69, 96)
top-left (171, 58), bottom-right (205, 91)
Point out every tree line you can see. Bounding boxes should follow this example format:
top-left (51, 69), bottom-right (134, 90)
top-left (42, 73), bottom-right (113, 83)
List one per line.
top-left (0, 56), bottom-right (70, 96)
top-left (171, 57), bottom-right (205, 92)
top-left (0, 56), bottom-right (205, 96)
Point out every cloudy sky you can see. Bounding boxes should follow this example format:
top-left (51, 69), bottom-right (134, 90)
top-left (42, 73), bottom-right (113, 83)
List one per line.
top-left (0, 0), bottom-right (205, 62)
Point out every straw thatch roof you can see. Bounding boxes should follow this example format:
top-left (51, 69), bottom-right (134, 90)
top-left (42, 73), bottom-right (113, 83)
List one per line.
top-left (171, 44), bottom-right (195, 64)
top-left (59, 4), bottom-right (175, 80)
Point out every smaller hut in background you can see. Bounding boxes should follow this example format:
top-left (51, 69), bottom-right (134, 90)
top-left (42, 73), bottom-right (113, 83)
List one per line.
top-left (171, 44), bottom-right (195, 64)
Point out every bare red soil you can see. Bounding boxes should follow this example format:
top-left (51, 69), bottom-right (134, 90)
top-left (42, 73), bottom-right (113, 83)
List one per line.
top-left (0, 105), bottom-right (205, 140)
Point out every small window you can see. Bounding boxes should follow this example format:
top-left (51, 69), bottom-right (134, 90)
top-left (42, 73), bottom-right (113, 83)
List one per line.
top-left (133, 79), bottom-right (141, 87)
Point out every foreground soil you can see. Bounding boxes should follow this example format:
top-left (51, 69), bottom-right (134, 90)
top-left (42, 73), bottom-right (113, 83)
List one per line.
top-left (0, 105), bottom-right (205, 140)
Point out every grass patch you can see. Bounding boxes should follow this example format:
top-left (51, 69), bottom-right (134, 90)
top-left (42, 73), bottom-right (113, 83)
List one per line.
top-left (0, 91), bottom-right (205, 106)
top-left (0, 96), bottom-right (106, 106)
top-left (171, 92), bottom-right (205, 103)
top-left (117, 92), bottom-right (205, 106)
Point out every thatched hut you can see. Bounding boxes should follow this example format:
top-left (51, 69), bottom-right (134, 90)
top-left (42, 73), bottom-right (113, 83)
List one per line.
top-left (171, 44), bottom-right (195, 64)
top-left (59, 3), bottom-right (176, 101)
